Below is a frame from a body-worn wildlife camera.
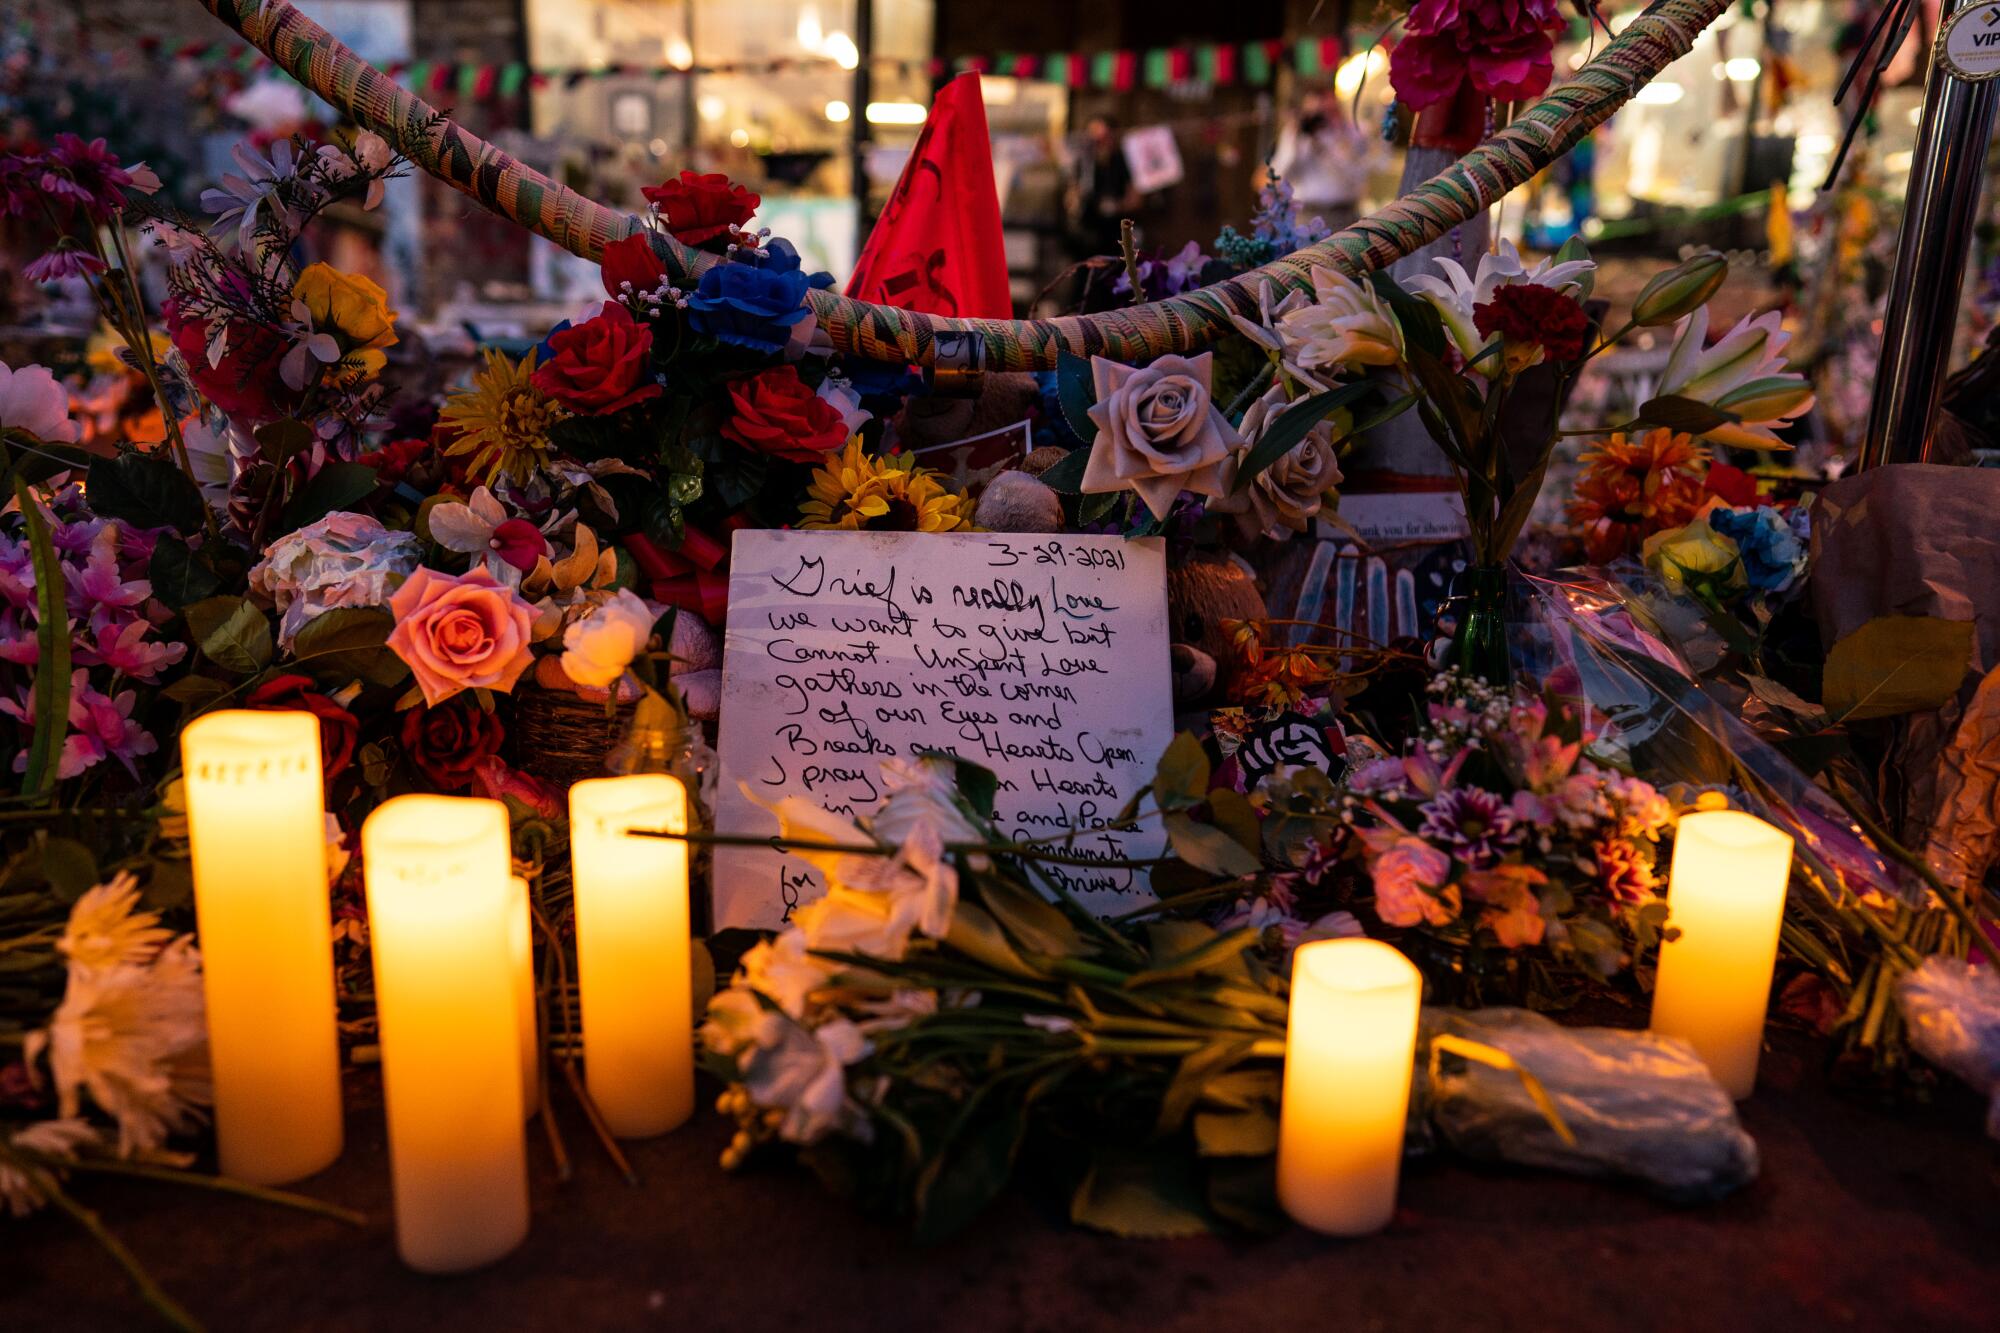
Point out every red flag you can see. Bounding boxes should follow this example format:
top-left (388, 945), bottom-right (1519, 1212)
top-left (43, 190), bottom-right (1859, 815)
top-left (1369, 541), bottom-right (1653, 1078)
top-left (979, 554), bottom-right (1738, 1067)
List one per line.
top-left (846, 73), bottom-right (1011, 320)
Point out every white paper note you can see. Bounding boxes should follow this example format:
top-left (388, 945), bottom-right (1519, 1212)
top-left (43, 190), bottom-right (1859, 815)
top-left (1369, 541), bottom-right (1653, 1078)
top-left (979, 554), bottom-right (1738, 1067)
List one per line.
top-left (712, 530), bottom-right (1174, 929)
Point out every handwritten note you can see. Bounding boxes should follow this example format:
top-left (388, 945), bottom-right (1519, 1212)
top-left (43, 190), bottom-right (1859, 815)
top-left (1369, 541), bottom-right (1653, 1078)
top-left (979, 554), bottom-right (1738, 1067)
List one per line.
top-left (711, 530), bottom-right (1175, 929)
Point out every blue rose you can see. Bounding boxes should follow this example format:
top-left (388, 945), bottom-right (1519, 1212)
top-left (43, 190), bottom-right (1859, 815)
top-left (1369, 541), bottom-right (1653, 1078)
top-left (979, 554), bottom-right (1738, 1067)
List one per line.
top-left (686, 240), bottom-right (812, 355)
top-left (1709, 505), bottom-right (1807, 593)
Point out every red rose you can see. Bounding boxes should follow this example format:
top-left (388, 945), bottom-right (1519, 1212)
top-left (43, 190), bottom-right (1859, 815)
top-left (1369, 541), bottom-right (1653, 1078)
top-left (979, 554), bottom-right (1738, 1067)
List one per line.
top-left (1472, 283), bottom-right (1591, 363)
top-left (530, 301), bottom-right (662, 416)
top-left (357, 437), bottom-right (431, 488)
top-left (641, 170), bottom-right (759, 248)
top-left (600, 232), bottom-right (668, 299)
top-left (246, 672), bottom-right (359, 781)
top-left (164, 297), bottom-right (294, 425)
top-left (399, 698), bottom-right (506, 791)
top-left (721, 365), bottom-right (850, 463)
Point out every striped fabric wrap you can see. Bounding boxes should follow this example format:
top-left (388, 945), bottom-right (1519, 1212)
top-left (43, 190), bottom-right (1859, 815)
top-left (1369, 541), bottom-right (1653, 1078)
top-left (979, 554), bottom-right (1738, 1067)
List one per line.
top-left (194, 0), bottom-right (1726, 371)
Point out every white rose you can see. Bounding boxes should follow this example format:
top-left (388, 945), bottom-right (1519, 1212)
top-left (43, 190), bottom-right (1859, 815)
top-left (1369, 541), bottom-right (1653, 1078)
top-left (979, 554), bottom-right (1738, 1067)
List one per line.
top-left (559, 587), bottom-right (658, 688)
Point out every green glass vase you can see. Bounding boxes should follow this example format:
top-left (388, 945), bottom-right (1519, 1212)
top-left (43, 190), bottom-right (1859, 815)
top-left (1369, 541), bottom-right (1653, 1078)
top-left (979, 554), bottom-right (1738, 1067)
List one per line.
top-left (1450, 563), bottom-right (1512, 686)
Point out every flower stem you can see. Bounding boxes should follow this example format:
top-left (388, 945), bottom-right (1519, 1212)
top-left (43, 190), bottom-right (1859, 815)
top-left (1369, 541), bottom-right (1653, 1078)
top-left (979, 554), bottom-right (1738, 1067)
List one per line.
top-left (43, 1179), bottom-right (202, 1333)
top-left (60, 1158), bottom-right (367, 1226)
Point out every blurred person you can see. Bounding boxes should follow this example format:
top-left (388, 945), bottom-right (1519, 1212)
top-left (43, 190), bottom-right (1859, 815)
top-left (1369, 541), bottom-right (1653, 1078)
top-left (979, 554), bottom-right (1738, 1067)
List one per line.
top-left (1270, 92), bottom-right (1379, 233)
top-left (1069, 115), bottom-right (1139, 260)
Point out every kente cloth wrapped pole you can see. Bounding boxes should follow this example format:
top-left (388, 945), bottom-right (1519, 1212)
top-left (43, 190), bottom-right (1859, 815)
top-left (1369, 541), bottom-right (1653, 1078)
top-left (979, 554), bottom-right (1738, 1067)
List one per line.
top-left (191, 0), bottom-right (1729, 371)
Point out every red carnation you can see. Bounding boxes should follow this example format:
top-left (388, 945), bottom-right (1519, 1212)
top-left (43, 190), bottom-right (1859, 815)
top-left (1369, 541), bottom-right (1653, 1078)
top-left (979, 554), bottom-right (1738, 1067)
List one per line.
top-left (530, 301), bottom-right (662, 415)
top-left (246, 672), bottom-right (359, 781)
top-left (720, 365), bottom-right (850, 463)
top-left (600, 231), bottom-right (669, 299)
top-left (1473, 283), bottom-right (1591, 366)
top-left (400, 698), bottom-right (506, 791)
top-left (641, 170), bottom-right (759, 248)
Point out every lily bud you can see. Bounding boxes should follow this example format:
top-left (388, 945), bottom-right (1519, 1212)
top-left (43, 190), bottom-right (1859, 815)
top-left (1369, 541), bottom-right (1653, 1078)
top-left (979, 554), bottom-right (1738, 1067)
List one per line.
top-left (1632, 251), bottom-right (1729, 327)
top-left (1714, 375), bottom-right (1814, 425)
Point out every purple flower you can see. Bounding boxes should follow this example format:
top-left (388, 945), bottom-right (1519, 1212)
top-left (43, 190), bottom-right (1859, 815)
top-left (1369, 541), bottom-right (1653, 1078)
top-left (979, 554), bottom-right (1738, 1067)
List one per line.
top-left (43, 134), bottom-right (138, 221)
top-left (22, 248), bottom-right (108, 285)
top-left (1419, 786), bottom-right (1521, 863)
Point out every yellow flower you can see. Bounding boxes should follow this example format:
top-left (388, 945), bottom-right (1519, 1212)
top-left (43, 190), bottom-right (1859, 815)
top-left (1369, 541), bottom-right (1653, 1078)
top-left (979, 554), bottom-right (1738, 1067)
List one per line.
top-left (291, 262), bottom-right (398, 385)
top-left (799, 440), bottom-right (973, 533)
top-left (1642, 513), bottom-right (1745, 597)
top-left (438, 347), bottom-right (569, 485)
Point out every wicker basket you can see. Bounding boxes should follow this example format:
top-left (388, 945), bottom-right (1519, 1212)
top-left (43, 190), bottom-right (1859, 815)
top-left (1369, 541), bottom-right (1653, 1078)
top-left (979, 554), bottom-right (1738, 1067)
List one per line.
top-left (507, 686), bottom-right (635, 791)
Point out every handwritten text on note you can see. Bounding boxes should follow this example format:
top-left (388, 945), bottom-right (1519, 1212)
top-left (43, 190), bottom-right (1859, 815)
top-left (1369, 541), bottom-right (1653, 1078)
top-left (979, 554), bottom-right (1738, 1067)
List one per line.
top-left (711, 530), bottom-right (1174, 929)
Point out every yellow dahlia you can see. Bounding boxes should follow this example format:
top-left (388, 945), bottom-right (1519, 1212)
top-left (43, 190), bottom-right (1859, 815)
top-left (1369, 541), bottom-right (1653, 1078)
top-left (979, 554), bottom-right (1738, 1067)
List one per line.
top-left (439, 347), bottom-right (568, 485)
top-left (799, 440), bottom-right (973, 532)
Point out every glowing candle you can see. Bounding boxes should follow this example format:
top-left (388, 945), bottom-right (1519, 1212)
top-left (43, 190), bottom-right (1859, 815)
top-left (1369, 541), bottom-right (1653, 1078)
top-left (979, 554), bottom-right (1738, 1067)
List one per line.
top-left (569, 775), bottom-right (693, 1138)
top-left (180, 710), bottom-right (343, 1187)
top-left (1277, 938), bottom-right (1422, 1236)
top-left (363, 795), bottom-right (528, 1273)
top-left (1650, 809), bottom-right (1795, 1098)
top-left (508, 875), bottom-right (540, 1118)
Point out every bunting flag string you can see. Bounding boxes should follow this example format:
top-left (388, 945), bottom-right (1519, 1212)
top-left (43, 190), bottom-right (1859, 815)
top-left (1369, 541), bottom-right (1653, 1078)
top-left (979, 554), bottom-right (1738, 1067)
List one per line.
top-left (103, 33), bottom-right (1355, 103)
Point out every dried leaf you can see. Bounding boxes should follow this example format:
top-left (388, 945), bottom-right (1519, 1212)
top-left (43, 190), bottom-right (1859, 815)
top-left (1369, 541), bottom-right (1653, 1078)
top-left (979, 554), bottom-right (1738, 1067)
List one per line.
top-left (1823, 615), bottom-right (1975, 722)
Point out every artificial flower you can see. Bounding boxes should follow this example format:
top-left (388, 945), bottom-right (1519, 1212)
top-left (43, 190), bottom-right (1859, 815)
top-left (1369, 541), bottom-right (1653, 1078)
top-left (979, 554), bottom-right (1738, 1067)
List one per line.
top-left (1566, 429), bottom-right (1711, 563)
top-left (3, 671), bottom-right (161, 780)
top-left (1642, 513), bottom-right (1746, 598)
top-left (163, 295), bottom-right (295, 425)
top-left (1464, 864), bottom-right (1549, 947)
top-left (797, 440), bottom-right (972, 532)
top-left (42, 133), bottom-right (139, 220)
top-left (643, 170), bottom-right (760, 247)
top-left (1472, 281), bottom-right (1591, 372)
top-left (686, 242), bottom-right (813, 355)
top-left (738, 1013), bottom-right (872, 1146)
top-left (426, 486), bottom-right (550, 576)
top-left (1080, 352), bottom-right (1241, 521)
top-left (735, 930), bottom-right (840, 1019)
top-left (1213, 382), bottom-right (1345, 539)
top-left (1406, 238), bottom-right (1594, 363)
top-left (315, 129), bottom-right (392, 210)
top-left (249, 511), bottom-right (422, 649)
top-left (1369, 835), bottom-right (1460, 927)
top-left (531, 301), bottom-right (662, 416)
top-left (722, 365), bottom-right (850, 463)
top-left (1419, 785), bottom-right (1521, 863)
top-left (25, 936), bottom-right (209, 1158)
top-left (0, 359), bottom-right (82, 444)
top-left (1655, 307), bottom-right (1814, 449)
top-left (470, 756), bottom-right (566, 824)
top-left (1275, 267), bottom-right (1403, 371)
top-left (1708, 504), bottom-right (1809, 594)
top-left (22, 246), bottom-right (108, 285)
top-left (199, 139), bottom-right (305, 248)
top-left (559, 587), bottom-right (658, 688)
top-left (288, 262), bottom-right (399, 387)
top-left (438, 348), bottom-right (567, 486)
top-left (1390, 0), bottom-right (1565, 111)
top-left (1590, 836), bottom-right (1658, 906)
top-left (384, 565), bottom-right (536, 706)
top-left (399, 698), bottom-right (506, 790)
top-left (71, 619), bottom-right (187, 682)
top-left (57, 874), bottom-right (172, 972)
top-left (601, 231), bottom-right (670, 299)
top-left (0, 1119), bottom-right (98, 1218)
top-left (872, 756), bottom-right (983, 848)
top-left (245, 672), bottom-right (359, 779)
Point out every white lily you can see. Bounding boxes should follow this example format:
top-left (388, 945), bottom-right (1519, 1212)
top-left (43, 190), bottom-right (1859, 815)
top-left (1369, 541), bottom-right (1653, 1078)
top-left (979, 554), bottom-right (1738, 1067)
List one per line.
top-left (1406, 239), bottom-right (1596, 363)
top-left (1657, 307), bottom-right (1815, 449)
top-left (1275, 268), bottom-right (1403, 374)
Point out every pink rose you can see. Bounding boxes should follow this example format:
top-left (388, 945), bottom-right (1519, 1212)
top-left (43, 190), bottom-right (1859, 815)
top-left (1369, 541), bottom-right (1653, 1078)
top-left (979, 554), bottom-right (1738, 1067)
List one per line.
top-left (385, 566), bottom-right (534, 706)
top-left (1370, 835), bottom-right (1460, 928)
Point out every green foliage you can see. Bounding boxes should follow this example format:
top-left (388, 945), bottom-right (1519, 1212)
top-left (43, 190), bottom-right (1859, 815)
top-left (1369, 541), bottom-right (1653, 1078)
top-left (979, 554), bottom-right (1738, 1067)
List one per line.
top-left (279, 461), bottom-right (378, 532)
top-left (146, 536), bottom-right (223, 610)
top-left (15, 480), bottom-right (71, 799)
top-left (184, 596), bottom-right (273, 676)
top-left (85, 451), bottom-right (206, 534)
top-left (289, 607), bottom-right (409, 688)
top-left (1055, 350), bottom-right (1099, 443)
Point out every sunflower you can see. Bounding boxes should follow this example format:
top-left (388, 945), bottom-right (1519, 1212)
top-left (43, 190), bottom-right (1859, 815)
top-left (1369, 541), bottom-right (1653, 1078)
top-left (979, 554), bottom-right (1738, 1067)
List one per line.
top-left (798, 440), bottom-right (973, 533)
top-left (438, 347), bottom-right (569, 485)
top-left (1566, 428), bottom-right (1709, 563)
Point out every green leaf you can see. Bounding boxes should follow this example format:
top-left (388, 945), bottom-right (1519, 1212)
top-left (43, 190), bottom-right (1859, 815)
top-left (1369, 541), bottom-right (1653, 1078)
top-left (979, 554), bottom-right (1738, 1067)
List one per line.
top-left (915, 748), bottom-right (998, 819)
top-left (1156, 1036), bottom-right (1258, 1135)
top-left (186, 595), bottom-right (273, 675)
top-left (86, 451), bottom-right (206, 533)
top-left (1163, 813), bottom-right (1261, 879)
top-left (1554, 234), bottom-right (1594, 298)
top-left (2, 434), bottom-right (94, 489)
top-left (1203, 1155), bottom-right (1286, 1234)
top-left (1036, 447), bottom-right (1091, 495)
top-left (1488, 449), bottom-right (1554, 564)
top-left (941, 902), bottom-right (1039, 977)
top-left (289, 606), bottom-right (408, 688)
top-left (1127, 918), bottom-right (1258, 984)
top-left (1055, 350), bottom-right (1099, 442)
top-left (15, 479), bottom-right (71, 799)
top-left (1204, 787), bottom-right (1262, 855)
top-left (1070, 1149), bottom-right (1214, 1239)
top-left (253, 418), bottom-right (315, 465)
top-left (1228, 380), bottom-right (1376, 496)
top-left (979, 872), bottom-right (1087, 959)
top-left (161, 675), bottom-right (233, 707)
top-left (1368, 271), bottom-right (1446, 359)
top-left (1822, 616), bottom-right (1975, 722)
top-left (280, 462), bottom-right (379, 532)
top-left (37, 837), bottom-right (99, 902)
top-left (147, 535), bottom-right (222, 610)
top-left (1075, 489), bottom-right (1123, 525)
top-left (1151, 731), bottom-right (1211, 810)
top-left (1630, 394), bottom-right (1737, 436)
top-left (1193, 1106), bottom-right (1279, 1157)
top-left (912, 1112), bottom-right (1023, 1244)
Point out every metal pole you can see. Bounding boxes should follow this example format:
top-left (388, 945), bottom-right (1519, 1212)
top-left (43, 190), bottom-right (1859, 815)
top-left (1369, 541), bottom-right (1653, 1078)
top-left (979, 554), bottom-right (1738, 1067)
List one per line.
top-left (1859, 0), bottom-right (2000, 470)
top-left (851, 0), bottom-right (875, 238)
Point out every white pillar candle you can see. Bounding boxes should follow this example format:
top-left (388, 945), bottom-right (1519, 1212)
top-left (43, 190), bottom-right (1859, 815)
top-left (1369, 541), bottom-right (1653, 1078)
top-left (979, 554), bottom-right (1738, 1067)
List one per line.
top-left (1650, 809), bottom-right (1795, 1098)
top-left (362, 795), bottom-right (528, 1273)
top-left (568, 775), bottom-right (693, 1138)
top-left (508, 876), bottom-right (540, 1118)
top-left (1277, 938), bottom-right (1422, 1236)
top-left (180, 710), bottom-right (344, 1186)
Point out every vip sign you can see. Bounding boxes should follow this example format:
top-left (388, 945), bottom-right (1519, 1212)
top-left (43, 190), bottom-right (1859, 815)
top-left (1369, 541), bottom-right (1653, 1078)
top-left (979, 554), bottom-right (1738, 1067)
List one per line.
top-left (1938, 1), bottom-right (2000, 82)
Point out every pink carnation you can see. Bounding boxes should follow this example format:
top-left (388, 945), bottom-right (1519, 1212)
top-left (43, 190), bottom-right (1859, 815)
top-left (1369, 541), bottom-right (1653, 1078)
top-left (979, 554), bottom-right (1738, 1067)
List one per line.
top-left (385, 566), bottom-right (535, 706)
top-left (1370, 835), bottom-right (1460, 927)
